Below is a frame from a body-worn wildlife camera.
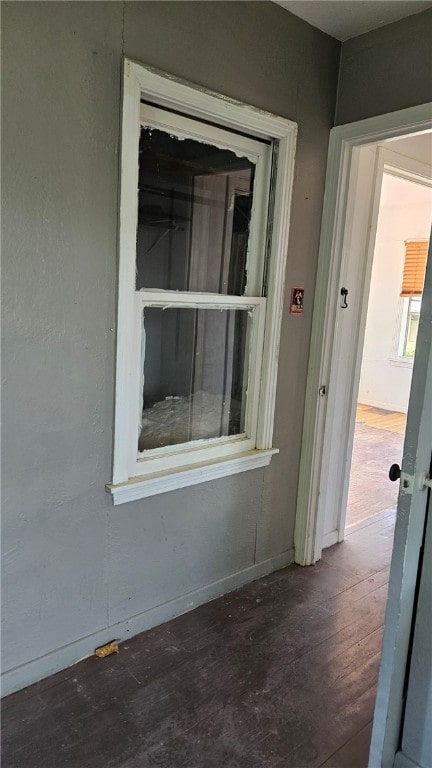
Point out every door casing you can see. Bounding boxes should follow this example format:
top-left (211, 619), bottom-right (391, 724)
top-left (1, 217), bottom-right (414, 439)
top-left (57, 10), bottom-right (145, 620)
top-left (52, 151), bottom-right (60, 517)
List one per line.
top-left (295, 102), bottom-right (432, 567)
top-left (321, 148), bottom-right (432, 549)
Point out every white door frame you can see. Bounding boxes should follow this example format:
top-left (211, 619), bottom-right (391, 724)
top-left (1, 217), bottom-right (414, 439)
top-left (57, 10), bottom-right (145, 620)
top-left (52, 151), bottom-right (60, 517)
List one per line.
top-left (320, 148), bottom-right (432, 552)
top-left (294, 102), bottom-right (432, 566)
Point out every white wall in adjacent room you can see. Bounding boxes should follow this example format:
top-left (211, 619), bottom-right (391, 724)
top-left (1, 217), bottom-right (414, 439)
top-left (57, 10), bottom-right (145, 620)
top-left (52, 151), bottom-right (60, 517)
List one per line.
top-left (358, 172), bottom-right (432, 413)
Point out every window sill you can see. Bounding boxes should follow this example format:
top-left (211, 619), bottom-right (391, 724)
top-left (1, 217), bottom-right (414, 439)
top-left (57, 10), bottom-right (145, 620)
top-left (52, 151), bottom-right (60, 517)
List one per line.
top-left (106, 448), bottom-right (278, 505)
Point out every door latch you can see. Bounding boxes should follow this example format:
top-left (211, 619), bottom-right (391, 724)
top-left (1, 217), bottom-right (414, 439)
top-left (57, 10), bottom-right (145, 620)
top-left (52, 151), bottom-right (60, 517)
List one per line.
top-left (420, 473), bottom-right (432, 491)
top-left (389, 465), bottom-right (414, 493)
top-left (389, 466), bottom-right (432, 493)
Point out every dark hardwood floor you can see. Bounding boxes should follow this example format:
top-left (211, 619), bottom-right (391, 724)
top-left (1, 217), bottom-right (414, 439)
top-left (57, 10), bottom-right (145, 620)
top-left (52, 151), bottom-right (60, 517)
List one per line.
top-left (1, 508), bottom-right (396, 768)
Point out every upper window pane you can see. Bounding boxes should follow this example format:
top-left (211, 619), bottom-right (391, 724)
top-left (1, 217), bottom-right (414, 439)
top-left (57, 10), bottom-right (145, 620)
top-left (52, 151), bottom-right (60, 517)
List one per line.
top-left (136, 127), bottom-right (255, 295)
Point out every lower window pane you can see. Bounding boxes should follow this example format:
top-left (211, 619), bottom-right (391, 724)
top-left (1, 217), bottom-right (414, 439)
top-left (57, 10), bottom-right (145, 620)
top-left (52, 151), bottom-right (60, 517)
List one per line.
top-left (138, 307), bottom-right (249, 451)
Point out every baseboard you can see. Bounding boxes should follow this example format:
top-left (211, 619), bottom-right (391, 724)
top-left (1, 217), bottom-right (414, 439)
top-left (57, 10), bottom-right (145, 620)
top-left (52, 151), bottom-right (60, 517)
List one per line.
top-left (358, 397), bottom-right (407, 414)
top-left (322, 529), bottom-right (339, 549)
top-left (345, 507), bottom-right (396, 536)
top-left (1, 548), bottom-right (294, 698)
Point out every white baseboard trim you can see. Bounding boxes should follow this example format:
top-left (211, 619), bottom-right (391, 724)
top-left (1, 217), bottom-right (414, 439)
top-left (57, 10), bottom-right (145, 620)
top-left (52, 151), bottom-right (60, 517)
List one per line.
top-left (345, 506), bottom-right (396, 536)
top-left (322, 529), bottom-right (339, 549)
top-left (1, 547), bottom-right (294, 698)
top-left (358, 397), bottom-right (407, 415)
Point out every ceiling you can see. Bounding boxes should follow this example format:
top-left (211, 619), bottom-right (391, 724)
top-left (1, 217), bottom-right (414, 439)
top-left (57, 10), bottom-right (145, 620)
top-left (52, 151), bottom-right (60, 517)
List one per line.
top-left (383, 132), bottom-right (432, 167)
top-left (274, 1), bottom-right (432, 41)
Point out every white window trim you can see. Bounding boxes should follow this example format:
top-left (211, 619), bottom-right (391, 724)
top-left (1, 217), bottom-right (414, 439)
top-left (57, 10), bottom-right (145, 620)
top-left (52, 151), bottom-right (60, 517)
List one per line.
top-left (396, 295), bottom-right (422, 359)
top-left (107, 59), bottom-right (297, 504)
top-left (390, 296), bottom-right (414, 366)
top-left (397, 297), bottom-right (410, 358)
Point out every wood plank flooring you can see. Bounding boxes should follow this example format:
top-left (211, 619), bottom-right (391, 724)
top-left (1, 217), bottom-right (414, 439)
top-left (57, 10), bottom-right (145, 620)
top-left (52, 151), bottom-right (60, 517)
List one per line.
top-left (346, 405), bottom-right (406, 527)
top-left (1, 509), bottom-right (396, 768)
top-left (355, 404), bottom-right (406, 435)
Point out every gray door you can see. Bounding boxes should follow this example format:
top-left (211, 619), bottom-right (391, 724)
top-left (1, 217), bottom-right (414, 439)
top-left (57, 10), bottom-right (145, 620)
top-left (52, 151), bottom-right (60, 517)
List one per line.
top-left (394, 487), bottom-right (432, 768)
top-left (369, 238), bottom-right (432, 768)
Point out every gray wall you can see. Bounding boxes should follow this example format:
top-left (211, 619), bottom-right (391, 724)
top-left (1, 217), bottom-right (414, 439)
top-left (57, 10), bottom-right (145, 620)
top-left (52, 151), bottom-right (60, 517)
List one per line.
top-left (335, 8), bottom-right (432, 124)
top-left (1, 1), bottom-right (339, 693)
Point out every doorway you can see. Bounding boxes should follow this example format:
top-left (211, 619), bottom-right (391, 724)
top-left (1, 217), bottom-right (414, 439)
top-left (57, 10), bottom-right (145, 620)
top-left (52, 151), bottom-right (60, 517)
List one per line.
top-left (318, 134), bottom-right (432, 551)
top-left (294, 104), bottom-right (432, 567)
top-left (345, 159), bottom-right (432, 533)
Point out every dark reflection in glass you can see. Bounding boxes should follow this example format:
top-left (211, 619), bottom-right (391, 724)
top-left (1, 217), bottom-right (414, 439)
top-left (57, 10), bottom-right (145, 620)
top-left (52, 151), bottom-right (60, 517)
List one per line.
top-left (136, 128), bottom-right (255, 295)
top-left (138, 307), bottom-right (249, 452)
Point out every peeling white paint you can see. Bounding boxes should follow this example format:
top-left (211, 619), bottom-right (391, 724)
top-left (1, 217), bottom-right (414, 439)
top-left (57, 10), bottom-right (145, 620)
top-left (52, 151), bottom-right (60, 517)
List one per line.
top-left (400, 472), bottom-right (415, 495)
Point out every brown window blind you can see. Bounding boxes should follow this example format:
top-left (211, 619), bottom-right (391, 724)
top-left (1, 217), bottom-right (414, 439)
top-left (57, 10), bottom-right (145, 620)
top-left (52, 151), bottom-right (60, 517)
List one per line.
top-left (400, 240), bottom-right (429, 297)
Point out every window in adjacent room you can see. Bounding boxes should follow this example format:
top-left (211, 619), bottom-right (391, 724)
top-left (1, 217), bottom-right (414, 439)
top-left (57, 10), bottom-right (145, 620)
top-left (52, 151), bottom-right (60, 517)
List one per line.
top-left (398, 239), bottom-right (428, 358)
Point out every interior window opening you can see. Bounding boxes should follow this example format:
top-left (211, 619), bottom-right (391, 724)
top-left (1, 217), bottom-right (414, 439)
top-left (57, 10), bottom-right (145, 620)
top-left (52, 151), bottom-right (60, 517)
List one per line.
top-left (109, 60), bottom-right (296, 502)
top-left (135, 127), bottom-right (256, 296)
top-left (403, 296), bottom-right (422, 357)
top-left (138, 306), bottom-right (249, 452)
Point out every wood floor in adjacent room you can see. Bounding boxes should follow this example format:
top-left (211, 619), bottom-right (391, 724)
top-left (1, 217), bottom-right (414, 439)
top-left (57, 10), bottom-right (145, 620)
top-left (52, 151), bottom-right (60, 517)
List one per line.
top-left (2, 508), bottom-right (396, 768)
top-left (346, 404), bottom-right (406, 527)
